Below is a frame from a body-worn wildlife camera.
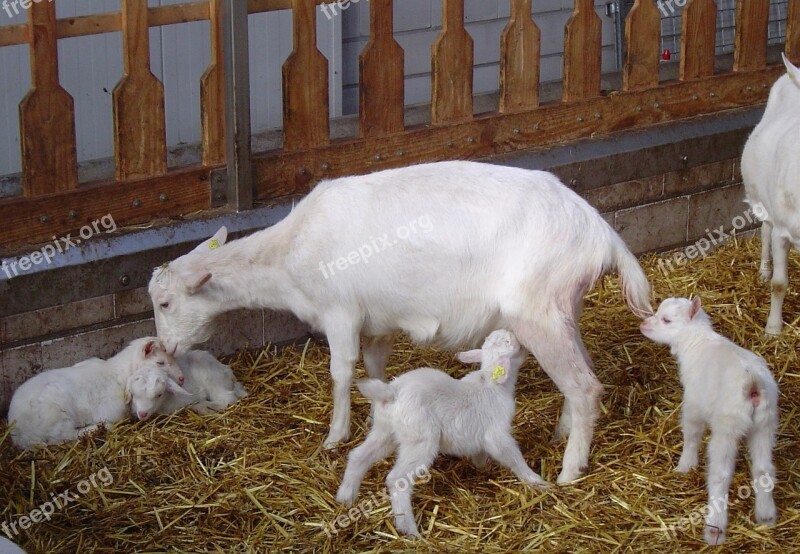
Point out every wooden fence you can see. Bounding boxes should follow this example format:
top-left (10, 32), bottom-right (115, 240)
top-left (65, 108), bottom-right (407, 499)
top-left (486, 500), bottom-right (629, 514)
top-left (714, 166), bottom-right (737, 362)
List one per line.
top-left (0, 0), bottom-right (798, 249)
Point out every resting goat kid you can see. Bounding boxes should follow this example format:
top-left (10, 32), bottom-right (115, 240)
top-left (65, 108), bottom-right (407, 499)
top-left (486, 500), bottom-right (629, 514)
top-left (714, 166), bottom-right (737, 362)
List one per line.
top-left (7, 338), bottom-right (180, 449)
top-left (337, 330), bottom-right (545, 536)
top-left (128, 350), bottom-right (247, 420)
top-left (149, 160), bottom-right (652, 483)
top-left (640, 297), bottom-right (778, 546)
top-left (742, 53), bottom-right (800, 335)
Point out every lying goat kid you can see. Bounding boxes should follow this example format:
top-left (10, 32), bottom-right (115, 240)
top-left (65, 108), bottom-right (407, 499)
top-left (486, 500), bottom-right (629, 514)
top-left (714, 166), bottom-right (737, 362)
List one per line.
top-left (7, 338), bottom-right (180, 449)
top-left (128, 350), bottom-right (247, 420)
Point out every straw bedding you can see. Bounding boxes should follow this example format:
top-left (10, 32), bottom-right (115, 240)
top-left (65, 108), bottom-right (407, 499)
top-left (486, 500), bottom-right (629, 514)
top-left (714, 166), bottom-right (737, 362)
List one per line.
top-left (2, 235), bottom-right (799, 553)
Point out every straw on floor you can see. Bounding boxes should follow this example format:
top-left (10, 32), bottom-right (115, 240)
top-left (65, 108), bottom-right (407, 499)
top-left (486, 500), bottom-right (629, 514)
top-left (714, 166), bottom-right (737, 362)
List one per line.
top-left (1, 235), bottom-right (798, 553)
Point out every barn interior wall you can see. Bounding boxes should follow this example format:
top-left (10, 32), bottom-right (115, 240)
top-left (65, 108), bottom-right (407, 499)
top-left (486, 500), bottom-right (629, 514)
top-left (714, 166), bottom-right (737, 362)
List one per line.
top-left (0, 106), bottom-right (761, 416)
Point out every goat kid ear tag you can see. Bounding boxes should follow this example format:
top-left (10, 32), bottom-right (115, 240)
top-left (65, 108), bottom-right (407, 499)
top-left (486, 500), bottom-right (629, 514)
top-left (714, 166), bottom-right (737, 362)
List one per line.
top-left (492, 365), bottom-right (506, 382)
top-left (208, 238), bottom-right (221, 250)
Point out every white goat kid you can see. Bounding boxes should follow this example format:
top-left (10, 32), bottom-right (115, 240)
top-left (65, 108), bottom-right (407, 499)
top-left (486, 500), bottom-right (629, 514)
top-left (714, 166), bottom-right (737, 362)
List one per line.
top-left (337, 330), bottom-right (545, 537)
top-left (742, 53), bottom-right (800, 335)
top-left (7, 338), bottom-right (180, 449)
top-left (128, 350), bottom-right (247, 420)
top-left (149, 161), bottom-right (652, 483)
top-left (640, 297), bottom-right (778, 545)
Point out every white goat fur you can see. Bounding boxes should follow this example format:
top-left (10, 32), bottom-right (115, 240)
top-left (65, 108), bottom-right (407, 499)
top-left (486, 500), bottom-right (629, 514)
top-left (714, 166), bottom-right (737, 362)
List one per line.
top-left (7, 338), bottom-right (180, 449)
top-left (128, 350), bottom-right (247, 420)
top-left (742, 53), bottom-right (800, 335)
top-left (149, 160), bottom-right (652, 483)
top-left (337, 330), bottom-right (544, 536)
top-left (640, 297), bottom-right (778, 545)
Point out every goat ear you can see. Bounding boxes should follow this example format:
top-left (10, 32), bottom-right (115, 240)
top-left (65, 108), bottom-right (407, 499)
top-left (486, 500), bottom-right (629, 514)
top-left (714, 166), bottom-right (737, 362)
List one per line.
top-left (181, 272), bottom-right (212, 294)
top-left (782, 52), bottom-right (800, 85)
top-left (190, 227), bottom-right (228, 254)
top-left (690, 296), bottom-right (702, 318)
top-left (144, 340), bottom-right (155, 356)
top-left (166, 379), bottom-right (192, 396)
top-left (456, 349), bottom-right (482, 364)
top-left (124, 388), bottom-right (131, 404)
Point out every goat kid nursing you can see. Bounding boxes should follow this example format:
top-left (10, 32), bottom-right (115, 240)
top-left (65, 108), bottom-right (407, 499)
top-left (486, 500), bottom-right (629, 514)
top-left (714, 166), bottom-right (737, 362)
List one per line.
top-left (149, 160), bottom-right (652, 483)
top-left (337, 330), bottom-right (544, 537)
top-left (640, 298), bottom-right (778, 545)
top-left (742, 53), bottom-right (800, 335)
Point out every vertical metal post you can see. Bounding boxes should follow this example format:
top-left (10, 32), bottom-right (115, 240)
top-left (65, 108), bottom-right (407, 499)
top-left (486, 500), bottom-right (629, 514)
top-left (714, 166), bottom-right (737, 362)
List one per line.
top-left (222, 0), bottom-right (253, 211)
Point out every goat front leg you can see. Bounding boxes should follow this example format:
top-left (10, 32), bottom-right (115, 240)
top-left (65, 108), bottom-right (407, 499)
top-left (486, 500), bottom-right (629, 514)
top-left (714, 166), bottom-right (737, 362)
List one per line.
top-left (676, 414), bottom-right (705, 473)
top-left (324, 320), bottom-right (361, 449)
top-left (485, 432), bottom-right (548, 487)
top-left (704, 430), bottom-right (739, 546)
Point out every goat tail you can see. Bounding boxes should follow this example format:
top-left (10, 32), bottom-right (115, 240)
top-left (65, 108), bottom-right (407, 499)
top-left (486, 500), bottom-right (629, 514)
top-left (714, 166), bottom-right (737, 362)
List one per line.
top-left (357, 379), bottom-right (394, 403)
top-left (610, 234), bottom-right (653, 318)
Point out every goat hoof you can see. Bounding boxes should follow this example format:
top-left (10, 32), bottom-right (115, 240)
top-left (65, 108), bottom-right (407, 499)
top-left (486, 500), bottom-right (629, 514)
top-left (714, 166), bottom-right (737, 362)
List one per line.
top-left (335, 487), bottom-right (356, 507)
top-left (704, 525), bottom-right (726, 546)
top-left (764, 323), bottom-right (783, 336)
top-left (755, 504), bottom-right (777, 527)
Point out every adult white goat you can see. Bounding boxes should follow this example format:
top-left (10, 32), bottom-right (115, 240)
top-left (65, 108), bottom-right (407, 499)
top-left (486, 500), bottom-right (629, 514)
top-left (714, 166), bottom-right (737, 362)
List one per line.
top-left (742, 53), bottom-right (800, 335)
top-left (149, 161), bottom-right (652, 483)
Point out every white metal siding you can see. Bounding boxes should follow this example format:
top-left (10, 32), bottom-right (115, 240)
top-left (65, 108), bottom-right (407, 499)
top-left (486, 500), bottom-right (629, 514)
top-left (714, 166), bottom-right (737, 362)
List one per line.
top-left (0, 0), bottom-right (341, 178)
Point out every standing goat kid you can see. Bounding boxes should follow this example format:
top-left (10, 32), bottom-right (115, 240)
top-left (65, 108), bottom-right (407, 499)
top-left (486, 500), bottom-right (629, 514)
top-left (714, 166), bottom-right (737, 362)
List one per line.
top-left (337, 329), bottom-right (545, 537)
top-left (640, 297), bottom-right (778, 545)
top-left (742, 53), bottom-right (800, 334)
top-left (149, 161), bottom-right (652, 483)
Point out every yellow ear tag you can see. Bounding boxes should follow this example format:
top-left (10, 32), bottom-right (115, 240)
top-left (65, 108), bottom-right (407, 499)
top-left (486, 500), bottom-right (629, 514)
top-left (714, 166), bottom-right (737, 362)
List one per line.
top-left (492, 365), bottom-right (506, 382)
top-left (209, 238), bottom-right (221, 250)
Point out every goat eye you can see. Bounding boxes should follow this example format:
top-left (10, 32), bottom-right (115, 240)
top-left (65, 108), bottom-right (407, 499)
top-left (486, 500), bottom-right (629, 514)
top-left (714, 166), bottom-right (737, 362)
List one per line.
top-left (157, 361), bottom-right (165, 366)
top-left (160, 302), bottom-right (169, 309)
top-left (662, 317), bottom-right (671, 324)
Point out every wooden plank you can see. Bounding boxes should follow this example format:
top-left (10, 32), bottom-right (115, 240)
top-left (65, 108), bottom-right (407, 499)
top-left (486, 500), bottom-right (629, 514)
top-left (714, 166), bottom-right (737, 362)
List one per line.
top-left (499, 0), bottom-right (541, 113)
top-left (201, 0), bottom-right (226, 165)
top-left (431, 0), bottom-right (474, 124)
top-left (253, 66), bottom-right (783, 199)
top-left (2, 66), bottom-right (783, 249)
top-left (789, 0), bottom-right (800, 64)
top-left (623, 0), bottom-right (660, 91)
top-left (680, 0), bottom-right (716, 80)
top-left (359, 0), bottom-right (404, 137)
top-left (113, 0), bottom-right (168, 180)
top-left (563, 0), bottom-right (602, 101)
top-left (734, 0), bottom-right (770, 71)
top-left (19, 1), bottom-right (78, 197)
top-left (0, 1), bottom-right (350, 47)
top-left (0, 166), bottom-right (215, 250)
top-left (282, 0), bottom-right (330, 149)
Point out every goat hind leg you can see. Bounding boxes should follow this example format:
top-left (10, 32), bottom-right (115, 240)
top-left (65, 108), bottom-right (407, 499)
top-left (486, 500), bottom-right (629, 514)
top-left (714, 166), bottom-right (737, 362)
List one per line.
top-left (324, 321), bottom-right (361, 449)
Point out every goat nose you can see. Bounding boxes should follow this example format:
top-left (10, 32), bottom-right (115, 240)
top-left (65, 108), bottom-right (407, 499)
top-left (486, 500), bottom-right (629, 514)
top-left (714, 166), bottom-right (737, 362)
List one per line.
top-left (138, 411), bottom-right (149, 420)
top-left (177, 376), bottom-right (185, 385)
